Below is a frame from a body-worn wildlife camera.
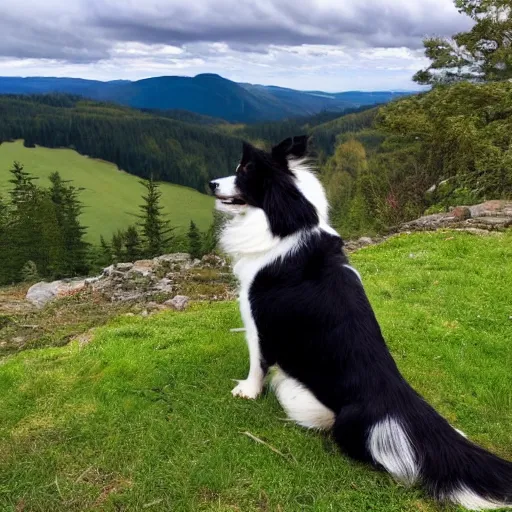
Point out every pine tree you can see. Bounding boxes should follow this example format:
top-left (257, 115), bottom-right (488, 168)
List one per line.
top-left (0, 195), bottom-right (11, 284)
top-left (414, 0), bottom-right (512, 85)
top-left (49, 172), bottom-right (89, 276)
top-left (124, 225), bottom-right (142, 262)
top-left (187, 220), bottom-right (202, 259)
top-left (6, 163), bottom-right (50, 279)
top-left (100, 235), bottom-right (112, 266)
top-left (137, 177), bottom-right (175, 257)
top-left (202, 211), bottom-right (225, 255)
top-left (111, 231), bottom-right (125, 264)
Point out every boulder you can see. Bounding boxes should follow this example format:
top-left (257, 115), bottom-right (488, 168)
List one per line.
top-left (26, 278), bottom-right (87, 308)
top-left (164, 295), bottom-right (190, 311)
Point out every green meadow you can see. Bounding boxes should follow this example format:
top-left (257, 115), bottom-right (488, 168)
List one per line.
top-left (1, 231), bottom-right (511, 511)
top-left (0, 140), bottom-right (214, 243)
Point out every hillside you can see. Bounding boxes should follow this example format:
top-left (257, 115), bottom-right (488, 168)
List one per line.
top-left (0, 75), bottom-right (413, 123)
top-left (1, 231), bottom-right (510, 510)
top-left (0, 94), bottom-right (242, 192)
top-left (0, 140), bottom-right (213, 242)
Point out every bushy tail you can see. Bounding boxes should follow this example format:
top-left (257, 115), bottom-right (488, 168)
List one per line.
top-left (368, 404), bottom-right (512, 510)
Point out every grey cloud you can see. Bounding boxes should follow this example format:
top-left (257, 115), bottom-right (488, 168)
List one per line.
top-left (0, 0), bottom-right (473, 63)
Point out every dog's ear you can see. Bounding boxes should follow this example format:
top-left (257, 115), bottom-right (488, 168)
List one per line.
top-left (271, 135), bottom-right (310, 163)
top-left (242, 141), bottom-right (257, 161)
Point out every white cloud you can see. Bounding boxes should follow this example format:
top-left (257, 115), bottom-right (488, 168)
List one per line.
top-left (0, 0), bottom-right (471, 90)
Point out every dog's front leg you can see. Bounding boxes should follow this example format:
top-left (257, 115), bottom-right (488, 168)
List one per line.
top-left (232, 291), bottom-right (266, 399)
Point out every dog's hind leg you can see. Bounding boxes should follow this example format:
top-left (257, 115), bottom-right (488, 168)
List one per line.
top-left (271, 368), bottom-right (335, 430)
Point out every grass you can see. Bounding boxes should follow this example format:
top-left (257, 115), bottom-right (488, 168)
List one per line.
top-left (0, 140), bottom-right (214, 242)
top-left (0, 231), bottom-right (511, 511)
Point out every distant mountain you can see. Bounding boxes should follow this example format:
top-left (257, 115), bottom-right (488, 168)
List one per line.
top-left (0, 74), bottom-right (414, 123)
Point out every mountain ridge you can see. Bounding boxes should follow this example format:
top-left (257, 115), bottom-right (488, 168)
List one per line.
top-left (0, 74), bottom-right (414, 122)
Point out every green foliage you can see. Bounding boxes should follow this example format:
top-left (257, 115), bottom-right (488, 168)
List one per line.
top-left (310, 107), bottom-right (381, 155)
top-left (48, 172), bottom-right (89, 276)
top-left (137, 178), bottom-right (175, 258)
top-left (187, 220), bottom-right (202, 260)
top-left (414, 0), bottom-right (512, 84)
top-left (124, 225), bottom-right (143, 262)
top-left (322, 139), bottom-right (378, 237)
top-left (111, 230), bottom-right (125, 264)
top-left (321, 80), bottom-right (512, 237)
top-left (20, 260), bottom-right (40, 282)
top-left (202, 211), bottom-right (225, 255)
top-left (379, 81), bottom-right (512, 199)
top-left (0, 163), bottom-right (89, 284)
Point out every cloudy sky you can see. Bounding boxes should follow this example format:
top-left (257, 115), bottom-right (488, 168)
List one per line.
top-left (0, 0), bottom-right (472, 91)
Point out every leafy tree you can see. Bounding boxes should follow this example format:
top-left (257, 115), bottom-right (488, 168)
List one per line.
top-left (414, 0), bottom-right (512, 84)
top-left (137, 177), bottom-right (175, 257)
top-left (322, 139), bottom-right (375, 235)
top-left (187, 221), bottom-right (202, 259)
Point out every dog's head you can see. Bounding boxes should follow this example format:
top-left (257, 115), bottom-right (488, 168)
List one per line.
top-left (210, 136), bottom-right (327, 238)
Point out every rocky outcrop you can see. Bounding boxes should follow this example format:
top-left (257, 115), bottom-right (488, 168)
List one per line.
top-left (401, 200), bottom-right (512, 232)
top-left (26, 253), bottom-right (233, 308)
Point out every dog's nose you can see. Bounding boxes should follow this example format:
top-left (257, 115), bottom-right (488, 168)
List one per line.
top-left (209, 181), bottom-right (219, 193)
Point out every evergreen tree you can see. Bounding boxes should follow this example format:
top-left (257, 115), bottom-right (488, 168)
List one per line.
top-left (111, 230), bottom-right (125, 264)
top-left (187, 220), bottom-right (202, 259)
top-left (137, 177), bottom-right (175, 257)
top-left (88, 235), bottom-right (113, 271)
top-left (124, 225), bottom-right (142, 262)
top-left (202, 211), bottom-right (225, 255)
top-left (0, 195), bottom-right (10, 284)
top-left (100, 236), bottom-right (112, 266)
top-left (414, 0), bottom-right (512, 85)
top-left (49, 172), bottom-right (89, 276)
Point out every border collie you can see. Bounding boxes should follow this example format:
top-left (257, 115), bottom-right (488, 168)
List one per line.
top-left (209, 136), bottom-right (512, 510)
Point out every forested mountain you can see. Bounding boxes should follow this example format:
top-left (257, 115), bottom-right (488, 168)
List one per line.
top-left (0, 74), bottom-right (412, 123)
top-left (0, 94), bottom-right (242, 192)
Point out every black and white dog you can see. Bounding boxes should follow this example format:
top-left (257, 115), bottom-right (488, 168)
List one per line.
top-left (209, 136), bottom-right (512, 511)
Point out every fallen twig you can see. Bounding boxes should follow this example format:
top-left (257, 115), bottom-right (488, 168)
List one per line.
top-left (143, 499), bottom-right (164, 508)
top-left (240, 431), bottom-right (296, 462)
top-left (75, 466), bottom-right (93, 483)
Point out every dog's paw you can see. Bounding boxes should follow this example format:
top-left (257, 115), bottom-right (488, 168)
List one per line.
top-left (231, 379), bottom-right (262, 399)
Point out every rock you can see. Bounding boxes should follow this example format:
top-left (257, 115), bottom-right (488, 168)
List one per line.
top-left (358, 237), bottom-right (373, 246)
top-left (164, 295), bottom-right (189, 311)
top-left (26, 278), bottom-right (88, 308)
top-left (400, 200), bottom-right (512, 233)
top-left (468, 200), bottom-right (511, 218)
top-left (131, 260), bottom-right (154, 276)
top-left (102, 265), bottom-right (115, 276)
top-left (156, 253), bottom-right (191, 264)
top-left (201, 254), bottom-right (226, 267)
top-left (450, 206), bottom-right (471, 220)
top-left (154, 278), bottom-right (173, 293)
top-left (115, 262), bottom-right (134, 272)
